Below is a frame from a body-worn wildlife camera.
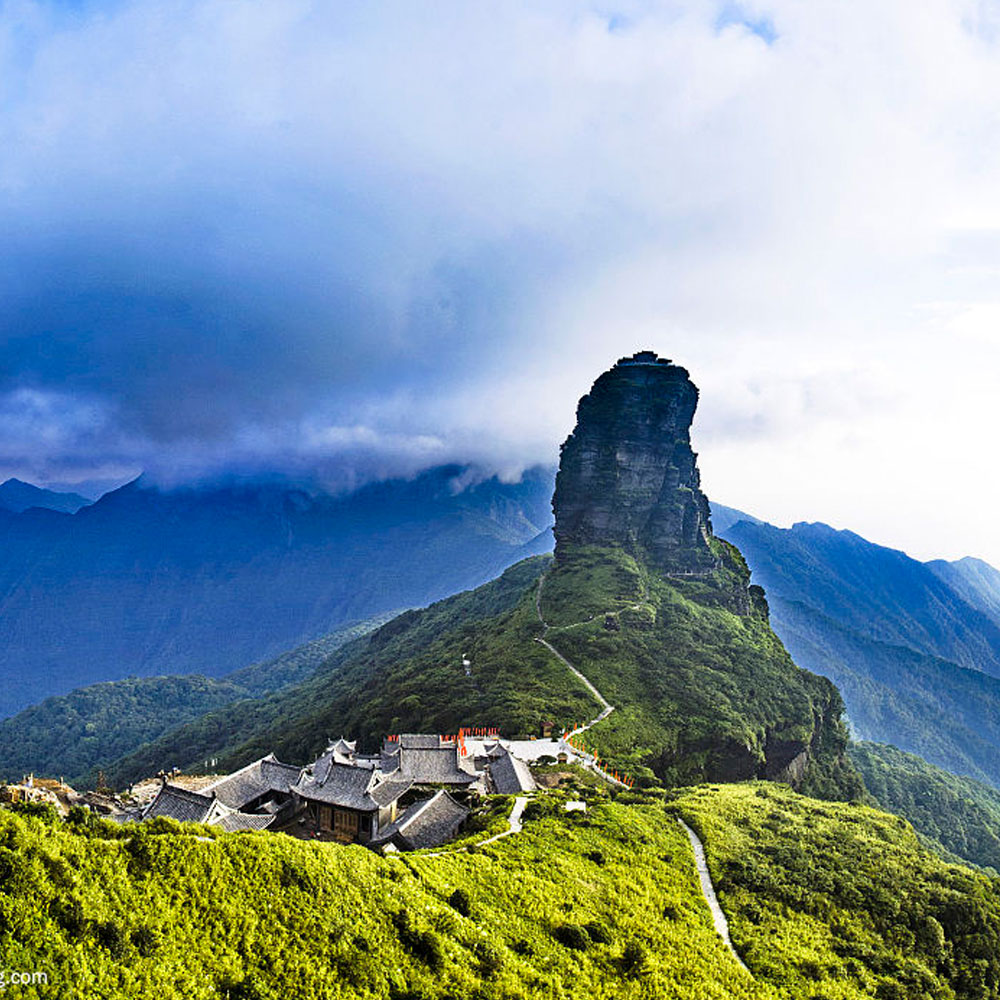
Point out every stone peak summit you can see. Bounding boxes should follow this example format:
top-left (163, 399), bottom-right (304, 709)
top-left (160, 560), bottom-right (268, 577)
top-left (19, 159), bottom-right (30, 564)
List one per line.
top-left (552, 351), bottom-right (717, 574)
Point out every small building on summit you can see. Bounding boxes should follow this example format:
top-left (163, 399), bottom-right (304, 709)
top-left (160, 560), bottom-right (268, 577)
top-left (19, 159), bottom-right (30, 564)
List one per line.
top-left (201, 753), bottom-right (303, 822)
top-left (487, 744), bottom-right (537, 795)
top-left (291, 748), bottom-right (412, 844)
top-left (142, 783), bottom-right (277, 832)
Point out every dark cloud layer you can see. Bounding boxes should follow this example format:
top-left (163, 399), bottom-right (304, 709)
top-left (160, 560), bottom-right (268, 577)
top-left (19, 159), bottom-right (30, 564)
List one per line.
top-left (6, 1), bottom-right (1000, 568)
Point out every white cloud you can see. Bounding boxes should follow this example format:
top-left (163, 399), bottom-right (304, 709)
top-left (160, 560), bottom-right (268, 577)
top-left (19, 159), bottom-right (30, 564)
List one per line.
top-left (2, 1), bottom-right (1000, 561)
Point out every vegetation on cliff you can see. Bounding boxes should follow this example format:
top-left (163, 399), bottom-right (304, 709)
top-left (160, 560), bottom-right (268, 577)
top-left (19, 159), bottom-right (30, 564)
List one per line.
top-left (99, 539), bottom-right (861, 805)
top-left (541, 544), bottom-right (861, 800)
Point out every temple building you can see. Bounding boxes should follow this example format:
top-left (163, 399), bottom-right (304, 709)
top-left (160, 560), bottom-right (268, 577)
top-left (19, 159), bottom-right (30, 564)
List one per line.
top-left (138, 732), bottom-right (508, 849)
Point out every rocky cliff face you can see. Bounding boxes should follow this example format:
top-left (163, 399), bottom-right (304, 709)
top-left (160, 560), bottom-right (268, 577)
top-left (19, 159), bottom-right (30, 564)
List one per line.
top-left (552, 351), bottom-right (717, 575)
top-left (546, 351), bottom-right (861, 798)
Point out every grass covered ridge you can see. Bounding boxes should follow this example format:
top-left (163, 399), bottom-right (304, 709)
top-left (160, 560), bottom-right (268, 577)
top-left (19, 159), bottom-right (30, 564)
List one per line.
top-left (5, 783), bottom-right (1000, 998)
top-left (674, 782), bottom-right (1000, 1000)
top-left (0, 795), bottom-right (768, 1000)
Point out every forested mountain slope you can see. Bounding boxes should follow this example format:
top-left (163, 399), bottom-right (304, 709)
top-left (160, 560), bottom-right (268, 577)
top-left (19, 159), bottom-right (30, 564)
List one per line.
top-left (850, 741), bottom-right (1000, 871)
top-left (0, 464), bottom-right (555, 718)
top-left (713, 509), bottom-right (1000, 787)
top-left (0, 615), bottom-right (395, 787)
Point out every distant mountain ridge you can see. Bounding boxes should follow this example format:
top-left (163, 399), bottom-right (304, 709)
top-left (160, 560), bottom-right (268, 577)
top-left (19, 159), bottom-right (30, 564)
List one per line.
top-left (0, 477), bottom-right (91, 514)
top-left (926, 555), bottom-right (1000, 625)
top-left (711, 502), bottom-right (1000, 787)
top-left (721, 515), bottom-right (1000, 675)
top-left (0, 464), bottom-right (556, 719)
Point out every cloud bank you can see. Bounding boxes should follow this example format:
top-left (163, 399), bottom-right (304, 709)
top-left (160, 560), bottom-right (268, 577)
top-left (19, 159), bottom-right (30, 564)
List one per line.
top-left (3, 1), bottom-right (1000, 559)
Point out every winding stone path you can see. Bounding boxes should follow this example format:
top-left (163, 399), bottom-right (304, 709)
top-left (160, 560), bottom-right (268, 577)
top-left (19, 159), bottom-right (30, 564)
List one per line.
top-left (482, 795), bottom-right (528, 843)
top-left (532, 573), bottom-right (624, 785)
top-left (417, 796), bottom-right (529, 857)
top-left (534, 636), bottom-right (611, 713)
top-left (677, 818), bottom-right (751, 974)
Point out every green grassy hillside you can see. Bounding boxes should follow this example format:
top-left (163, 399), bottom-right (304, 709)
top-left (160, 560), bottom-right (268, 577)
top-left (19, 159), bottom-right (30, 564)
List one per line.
top-left (0, 794), bottom-right (768, 1000)
top-left (2, 783), bottom-right (999, 998)
top-left (673, 782), bottom-right (1000, 999)
top-left (850, 741), bottom-right (1000, 872)
top-left (538, 543), bottom-right (860, 799)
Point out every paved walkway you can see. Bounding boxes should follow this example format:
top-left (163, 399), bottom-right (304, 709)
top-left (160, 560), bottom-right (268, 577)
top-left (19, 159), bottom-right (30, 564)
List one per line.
top-left (481, 795), bottom-right (528, 844)
top-left (534, 636), bottom-right (611, 712)
top-left (678, 818), bottom-right (751, 974)
top-left (418, 795), bottom-right (528, 857)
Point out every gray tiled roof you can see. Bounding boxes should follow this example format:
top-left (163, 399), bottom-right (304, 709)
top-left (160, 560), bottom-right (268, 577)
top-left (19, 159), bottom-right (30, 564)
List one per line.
top-left (391, 746), bottom-right (479, 786)
top-left (371, 777), bottom-right (413, 807)
top-left (294, 762), bottom-right (378, 810)
top-left (374, 790), bottom-right (469, 850)
top-left (329, 737), bottom-right (357, 757)
top-left (202, 754), bottom-right (303, 810)
top-left (141, 783), bottom-right (279, 832)
top-left (216, 812), bottom-right (275, 833)
top-left (489, 749), bottom-right (537, 794)
top-left (143, 784), bottom-right (220, 824)
top-left (388, 734), bottom-right (444, 750)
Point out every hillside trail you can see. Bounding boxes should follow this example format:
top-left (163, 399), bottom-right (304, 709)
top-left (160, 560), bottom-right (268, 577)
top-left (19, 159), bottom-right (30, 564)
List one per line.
top-left (533, 573), bottom-right (622, 776)
top-left (415, 796), bottom-right (529, 858)
top-left (677, 818), bottom-right (751, 974)
top-left (534, 571), bottom-right (750, 976)
top-left (533, 573), bottom-right (613, 721)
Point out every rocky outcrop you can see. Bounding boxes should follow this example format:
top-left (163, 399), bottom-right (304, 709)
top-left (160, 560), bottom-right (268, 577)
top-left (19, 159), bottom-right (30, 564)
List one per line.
top-left (553, 351), bottom-right (717, 575)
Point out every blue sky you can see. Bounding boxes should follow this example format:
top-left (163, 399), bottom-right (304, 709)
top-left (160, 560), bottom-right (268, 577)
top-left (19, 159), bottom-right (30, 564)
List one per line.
top-left (3, 0), bottom-right (1000, 563)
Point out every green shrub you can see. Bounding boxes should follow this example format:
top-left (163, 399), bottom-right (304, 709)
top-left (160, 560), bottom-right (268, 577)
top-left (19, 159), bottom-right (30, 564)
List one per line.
top-left (553, 924), bottom-right (589, 951)
top-left (476, 940), bottom-right (503, 977)
top-left (95, 920), bottom-right (128, 959)
top-left (448, 888), bottom-right (471, 916)
top-left (620, 939), bottom-right (648, 978)
top-left (392, 910), bottom-right (444, 970)
top-left (131, 925), bottom-right (159, 957)
top-left (584, 920), bottom-right (612, 944)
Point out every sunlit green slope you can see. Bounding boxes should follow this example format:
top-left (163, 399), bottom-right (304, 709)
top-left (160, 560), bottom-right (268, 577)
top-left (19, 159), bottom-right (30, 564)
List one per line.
top-left (4, 781), bottom-right (1000, 998)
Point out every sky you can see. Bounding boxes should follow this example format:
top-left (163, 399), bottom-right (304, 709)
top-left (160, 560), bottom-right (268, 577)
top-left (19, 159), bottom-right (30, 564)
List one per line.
top-left (3, 1), bottom-right (1000, 563)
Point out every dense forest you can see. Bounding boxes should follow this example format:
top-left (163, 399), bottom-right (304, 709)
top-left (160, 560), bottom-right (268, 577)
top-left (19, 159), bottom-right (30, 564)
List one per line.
top-left (851, 741), bottom-right (1000, 871)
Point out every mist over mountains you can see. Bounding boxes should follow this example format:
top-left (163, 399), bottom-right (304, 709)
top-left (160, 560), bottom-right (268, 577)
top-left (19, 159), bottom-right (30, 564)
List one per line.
top-left (7, 449), bottom-right (1000, 795)
top-left (0, 465), bottom-right (555, 719)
